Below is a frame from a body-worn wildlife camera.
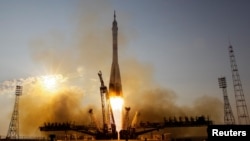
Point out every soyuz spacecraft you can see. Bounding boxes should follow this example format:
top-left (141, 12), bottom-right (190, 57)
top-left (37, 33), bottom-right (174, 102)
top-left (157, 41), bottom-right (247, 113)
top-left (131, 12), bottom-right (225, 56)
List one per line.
top-left (108, 11), bottom-right (123, 98)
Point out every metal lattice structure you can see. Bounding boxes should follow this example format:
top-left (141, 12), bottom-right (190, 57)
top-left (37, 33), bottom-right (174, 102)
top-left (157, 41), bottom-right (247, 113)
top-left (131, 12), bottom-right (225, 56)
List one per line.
top-left (6, 85), bottom-right (22, 139)
top-left (218, 77), bottom-right (235, 124)
top-left (228, 45), bottom-right (249, 124)
top-left (98, 71), bottom-right (108, 131)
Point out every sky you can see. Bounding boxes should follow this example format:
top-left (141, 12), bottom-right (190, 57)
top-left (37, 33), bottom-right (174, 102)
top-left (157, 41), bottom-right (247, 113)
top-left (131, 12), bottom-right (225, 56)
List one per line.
top-left (0, 0), bottom-right (250, 137)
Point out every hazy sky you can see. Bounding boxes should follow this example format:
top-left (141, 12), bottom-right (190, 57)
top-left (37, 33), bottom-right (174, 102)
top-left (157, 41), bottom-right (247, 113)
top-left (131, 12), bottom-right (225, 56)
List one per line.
top-left (1, 0), bottom-right (250, 136)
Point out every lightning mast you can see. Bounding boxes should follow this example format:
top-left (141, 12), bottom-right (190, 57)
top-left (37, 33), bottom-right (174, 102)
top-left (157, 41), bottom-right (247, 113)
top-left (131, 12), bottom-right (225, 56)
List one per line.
top-left (218, 77), bottom-right (235, 124)
top-left (228, 44), bottom-right (249, 124)
top-left (6, 85), bottom-right (22, 139)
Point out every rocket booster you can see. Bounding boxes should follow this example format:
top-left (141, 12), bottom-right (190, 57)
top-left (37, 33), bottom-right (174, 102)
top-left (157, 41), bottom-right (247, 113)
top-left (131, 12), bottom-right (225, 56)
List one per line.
top-left (109, 11), bottom-right (123, 97)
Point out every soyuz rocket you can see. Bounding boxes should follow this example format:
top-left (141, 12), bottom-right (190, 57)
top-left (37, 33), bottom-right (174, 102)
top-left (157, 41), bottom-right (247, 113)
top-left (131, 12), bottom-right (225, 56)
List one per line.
top-left (109, 11), bottom-right (123, 97)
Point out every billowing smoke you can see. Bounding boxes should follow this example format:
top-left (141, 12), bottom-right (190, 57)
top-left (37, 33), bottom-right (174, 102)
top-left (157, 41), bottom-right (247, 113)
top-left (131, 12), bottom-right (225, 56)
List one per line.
top-left (13, 1), bottom-right (116, 136)
top-left (126, 87), bottom-right (223, 123)
top-left (120, 59), bottom-right (223, 137)
top-left (0, 75), bottom-right (90, 136)
top-left (19, 83), bottom-right (87, 135)
top-left (121, 58), bottom-right (223, 123)
top-left (1, 1), bottom-right (223, 137)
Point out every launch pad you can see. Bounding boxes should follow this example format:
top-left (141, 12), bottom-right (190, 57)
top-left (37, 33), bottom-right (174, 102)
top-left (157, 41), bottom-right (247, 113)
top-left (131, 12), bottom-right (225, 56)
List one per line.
top-left (38, 12), bottom-right (213, 140)
top-left (39, 115), bottom-right (212, 140)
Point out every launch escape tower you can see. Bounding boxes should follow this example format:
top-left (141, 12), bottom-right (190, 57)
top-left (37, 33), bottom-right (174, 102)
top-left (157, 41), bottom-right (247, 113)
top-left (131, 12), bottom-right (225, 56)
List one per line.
top-left (228, 44), bottom-right (250, 124)
top-left (218, 77), bottom-right (235, 124)
top-left (6, 85), bottom-right (23, 139)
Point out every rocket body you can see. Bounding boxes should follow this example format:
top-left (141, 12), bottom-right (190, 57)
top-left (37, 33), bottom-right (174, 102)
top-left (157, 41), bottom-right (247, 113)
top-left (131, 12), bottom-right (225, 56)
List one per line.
top-left (109, 12), bottom-right (123, 97)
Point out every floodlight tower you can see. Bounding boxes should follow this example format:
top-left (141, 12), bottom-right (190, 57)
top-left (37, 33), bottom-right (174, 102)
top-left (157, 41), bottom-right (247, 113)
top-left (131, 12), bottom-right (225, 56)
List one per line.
top-left (218, 77), bottom-right (235, 124)
top-left (228, 44), bottom-right (249, 124)
top-left (6, 85), bottom-right (22, 139)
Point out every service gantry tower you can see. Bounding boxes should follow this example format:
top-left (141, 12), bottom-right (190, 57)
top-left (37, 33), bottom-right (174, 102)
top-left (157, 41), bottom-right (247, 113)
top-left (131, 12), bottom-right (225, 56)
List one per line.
top-left (98, 70), bottom-right (109, 132)
top-left (218, 77), bottom-right (235, 124)
top-left (6, 85), bottom-right (22, 139)
top-left (228, 44), bottom-right (249, 124)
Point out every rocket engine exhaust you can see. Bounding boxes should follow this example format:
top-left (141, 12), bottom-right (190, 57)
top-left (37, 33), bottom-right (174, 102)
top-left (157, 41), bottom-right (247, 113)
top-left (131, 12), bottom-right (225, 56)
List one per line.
top-left (110, 96), bottom-right (124, 140)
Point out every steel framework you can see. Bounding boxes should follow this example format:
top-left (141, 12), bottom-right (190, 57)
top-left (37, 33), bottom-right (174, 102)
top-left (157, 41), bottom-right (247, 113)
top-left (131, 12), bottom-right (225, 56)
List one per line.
top-left (228, 45), bottom-right (249, 124)
top-left (6, 85), bottom-right (22, 139)
top-left (218, 77), bottom-right (235, 124)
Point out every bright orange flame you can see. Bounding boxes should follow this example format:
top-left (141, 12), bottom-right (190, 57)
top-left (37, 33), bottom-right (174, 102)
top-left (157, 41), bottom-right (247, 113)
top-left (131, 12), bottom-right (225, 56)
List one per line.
top-left (110, 96), bottom-right (124, 133)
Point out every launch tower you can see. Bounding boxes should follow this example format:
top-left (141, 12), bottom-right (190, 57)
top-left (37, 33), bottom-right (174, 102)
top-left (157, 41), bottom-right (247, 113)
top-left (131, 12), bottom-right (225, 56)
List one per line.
top-left (218, 77), bottom-right (235, 124)
top-left (228, 44), bottom-right (249, 124)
